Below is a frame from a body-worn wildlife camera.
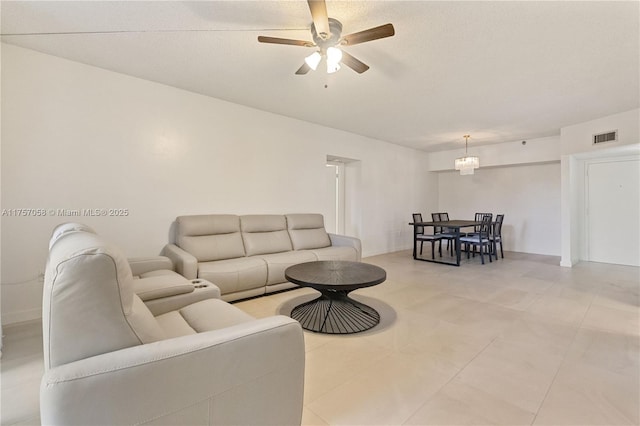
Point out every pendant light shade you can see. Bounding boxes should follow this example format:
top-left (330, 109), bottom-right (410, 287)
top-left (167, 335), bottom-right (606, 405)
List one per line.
top-left (454, 135), bottom-right (480, 175)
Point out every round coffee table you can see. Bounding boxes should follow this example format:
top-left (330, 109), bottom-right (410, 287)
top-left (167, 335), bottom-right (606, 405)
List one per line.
top-left (284, 260), bottom-right (386, 334)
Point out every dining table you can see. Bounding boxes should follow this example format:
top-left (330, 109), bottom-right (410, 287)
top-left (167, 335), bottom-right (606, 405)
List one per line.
top-left (408, 220), bottom-right (482, 266)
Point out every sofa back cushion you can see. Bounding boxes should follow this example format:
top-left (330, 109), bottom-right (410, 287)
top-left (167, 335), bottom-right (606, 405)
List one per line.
top-left (44, 224), bottom-right (165, 370)
top-left (241, 215), bottom-right (292, 256)
top-left (286, 214), bottom-right (331, 250)
top-left (176, 215), bottom-right (246, 261)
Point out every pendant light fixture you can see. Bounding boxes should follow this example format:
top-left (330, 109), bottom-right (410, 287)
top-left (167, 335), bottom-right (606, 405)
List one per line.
top-left (454, 135), bottom-right (480, 175)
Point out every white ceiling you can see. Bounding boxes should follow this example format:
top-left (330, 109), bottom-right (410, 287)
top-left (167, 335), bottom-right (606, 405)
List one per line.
top-left (2, 1), bottom-right (638, 152)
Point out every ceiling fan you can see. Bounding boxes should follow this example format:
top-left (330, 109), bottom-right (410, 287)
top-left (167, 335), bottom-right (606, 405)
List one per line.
top-left (258, 0), bottom-right (395, 75)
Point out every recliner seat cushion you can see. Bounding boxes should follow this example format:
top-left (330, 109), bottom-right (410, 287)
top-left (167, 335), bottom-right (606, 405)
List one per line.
top-left (254, 251), bottom-right (317, 285)
top-left (154, 299), bottom-right (254, 339)
top-left (303, 246), bottom-right (358, 261)
top-left (198, 257), bottom-right (267, 295)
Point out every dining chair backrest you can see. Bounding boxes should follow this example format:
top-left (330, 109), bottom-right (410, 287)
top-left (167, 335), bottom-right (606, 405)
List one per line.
top-left (440, 212), bottom-right (450, 221)
top-left (475, 212), bottom-right (491, 232)
top-left (494, 214), bottom-right (504, 237)
top-left (431, 213), bottom-right (442, 234)
top-left (413, 213), bottom-right (424, 235)
top-left (479, 214), bottom-right (493, 239)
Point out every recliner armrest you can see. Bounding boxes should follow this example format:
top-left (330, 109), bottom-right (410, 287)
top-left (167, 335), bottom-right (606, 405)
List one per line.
top-left (161, 244), bottom-right (198, 279)
top-left (128, 256), bottom-right (174, 277)
top-left (144, 279), bottom-right (221, 316)
top-left (133, 274), bottom-right (195, 302)
top-left (40, 316), bottom-right (305, 426)
top-left (329, 233), bottom-right (362, 261)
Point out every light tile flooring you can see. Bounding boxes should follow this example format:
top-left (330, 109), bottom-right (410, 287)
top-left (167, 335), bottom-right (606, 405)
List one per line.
top-left (2, 250), bottom-right (639, 425)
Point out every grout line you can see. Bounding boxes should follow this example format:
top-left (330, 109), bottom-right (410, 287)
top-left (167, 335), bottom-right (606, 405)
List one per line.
top-left (529, 292), bottom-right (595, 425)
top-left (400, 333), bottom-right (500, 425)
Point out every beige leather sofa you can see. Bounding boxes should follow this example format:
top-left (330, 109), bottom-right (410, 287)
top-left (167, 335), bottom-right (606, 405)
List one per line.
top-left (163, 213), bottom-right (362, 301)
top-left (41, 223), bottom-right (305, 425)
top-left (128, 255), bottom-right (221, 315)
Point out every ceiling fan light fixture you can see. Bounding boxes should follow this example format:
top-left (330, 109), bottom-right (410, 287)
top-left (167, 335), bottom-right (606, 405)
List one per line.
top-left (326, 46), bottom-right (342, 73)
top-left (305, 51), bottom-right (322, 71)
top-left (326, 46), bottom-right (342, 63)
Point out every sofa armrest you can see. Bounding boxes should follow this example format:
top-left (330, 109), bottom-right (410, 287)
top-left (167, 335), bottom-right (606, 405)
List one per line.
top-left (161, 244), bottom-right (198, 279)
top-left (128, 256), bottom-right (174, 277)
top-left (41, 316), bottom-right (305, 426)
top-left (329, 233), bottom-right (362, 261)
top-left (144, 279), bottom-right (221, 316)
top-left (134, 274), bottom-right (195, 302)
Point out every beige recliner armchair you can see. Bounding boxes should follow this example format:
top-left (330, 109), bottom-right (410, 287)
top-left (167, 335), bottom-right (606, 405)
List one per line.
top-left (41, 223), bottom-right (305, 425)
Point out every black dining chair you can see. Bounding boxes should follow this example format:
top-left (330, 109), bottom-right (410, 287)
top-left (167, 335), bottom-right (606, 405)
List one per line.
top-left (431, 212), bottom-right (456, 256)
top-left (460, 214), bottom-right (494, 264)
top-left (490, 214), bottom-right (505, 259)
top-left (466, 212), bottom-right (492, 237)
top-left (412, 213), bottom-right (442, 259)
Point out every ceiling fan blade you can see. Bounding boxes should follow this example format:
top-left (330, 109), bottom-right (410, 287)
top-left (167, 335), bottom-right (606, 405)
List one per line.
top-left (295, 63), bottom-right (312, 75)
top-left (307, 0), bottom-right (330, 39)
top-left (341, 51), bottom-right (370, 74)
top-left (341, 23), bottom-right (395, 46)
top-left (258, 36), bottom-right (314, 47)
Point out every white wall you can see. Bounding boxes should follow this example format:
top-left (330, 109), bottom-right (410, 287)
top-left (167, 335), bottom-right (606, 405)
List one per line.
top-left (0, 44), bottom-right (435, 324)
top-left (437, 163), bottom-right (561, 255)
top-left (559, 108), bottom-right (640, 266)
top-left (429, 135), bottom-right (562, 256)
top-left (428, 136), bottom-right (561, 171)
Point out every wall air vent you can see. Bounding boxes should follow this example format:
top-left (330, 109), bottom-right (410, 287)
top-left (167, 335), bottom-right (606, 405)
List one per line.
top-left (593, 130), bottom-right (617, 145)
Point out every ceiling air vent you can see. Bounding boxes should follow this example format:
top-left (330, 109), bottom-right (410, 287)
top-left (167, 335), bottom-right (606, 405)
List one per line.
top-left (593, 130), bottom-right (617, 145)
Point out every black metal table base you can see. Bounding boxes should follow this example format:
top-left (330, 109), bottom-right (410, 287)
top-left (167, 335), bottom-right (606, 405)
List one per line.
top-left (290, 290), bottom-right (380, 334)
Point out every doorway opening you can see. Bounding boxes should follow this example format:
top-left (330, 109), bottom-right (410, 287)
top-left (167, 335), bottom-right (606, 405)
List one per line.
top-left (325, 161), bottom-right (344, 234)
top-left (325, 155), bottom-right (358, 235)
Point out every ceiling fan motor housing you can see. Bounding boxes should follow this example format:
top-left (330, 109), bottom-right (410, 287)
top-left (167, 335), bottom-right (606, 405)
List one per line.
top-left (311, 17), bottom-right (343, 49)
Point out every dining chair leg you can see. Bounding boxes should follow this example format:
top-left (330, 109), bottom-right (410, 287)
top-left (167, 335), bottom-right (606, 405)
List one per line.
top-left (419, 241), bottom-right (424, 255)
top-left (500, 241), bottom-right (504, 258)
top-left (479, 244), bottom-right (485, 264)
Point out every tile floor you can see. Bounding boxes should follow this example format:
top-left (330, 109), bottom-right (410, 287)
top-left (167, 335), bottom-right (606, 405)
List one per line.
top-left (1, 250), bottom-right (639, 425)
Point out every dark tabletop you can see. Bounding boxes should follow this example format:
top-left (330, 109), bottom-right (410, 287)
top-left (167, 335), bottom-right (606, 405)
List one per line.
top-left (409, 220), bottom-right (481, 228)
top-left (285, 260), bottom-right (386, 292)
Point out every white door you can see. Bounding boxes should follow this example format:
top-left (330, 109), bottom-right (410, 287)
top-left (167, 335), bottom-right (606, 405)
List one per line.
top-left (587, 158), bottom-right (640, 266)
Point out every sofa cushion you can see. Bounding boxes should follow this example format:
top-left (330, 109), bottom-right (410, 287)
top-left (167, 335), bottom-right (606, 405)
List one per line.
top-left (198, 257), bottom-right (267, 295)
top-left (305, 246), bottom-right (358, 262)
top-left (255, 251), bottom-right (317, 285)
top-left (154, 299), bottom-right (254, 339)
top-left (286, 214), bottom-right (331, 250)
top-left (154, 310), bottom-right (197, 339)
top-left (177, 215), bottom-right (245, 262)
top-left (241, 215), bottom-right (292, 256)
